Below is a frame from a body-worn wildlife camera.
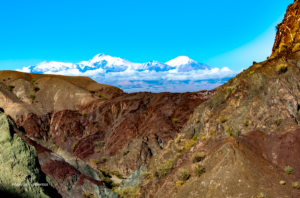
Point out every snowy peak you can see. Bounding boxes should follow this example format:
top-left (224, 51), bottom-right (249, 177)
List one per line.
top-left (165, 56), bottom-right (195, 67)
top-left (166, 56), bottom-right (211, 72)
top-left (18, 54), bottom-right (211, 75)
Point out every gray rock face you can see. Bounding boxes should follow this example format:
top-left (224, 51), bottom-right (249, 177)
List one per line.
top-left (0, 112), bottom-right (60, 198)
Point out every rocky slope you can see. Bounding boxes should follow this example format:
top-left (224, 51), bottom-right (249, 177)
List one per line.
top-left (0, 70), bottom-right (124, 119)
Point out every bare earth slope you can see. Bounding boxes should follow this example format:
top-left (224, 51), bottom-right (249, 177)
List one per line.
top-left (0, 70), bottom-right (124, 119)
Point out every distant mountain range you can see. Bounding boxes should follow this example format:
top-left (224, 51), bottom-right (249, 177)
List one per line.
top-left (20, 53), bottom-right (211, 74)
top-left (17, 54), bottom-right (238, 93)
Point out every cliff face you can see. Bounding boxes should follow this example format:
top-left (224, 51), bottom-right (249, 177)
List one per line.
top-left (272, 0), bottom-right (300, 57)
top-left (0, 112), bottom-right (60, 198)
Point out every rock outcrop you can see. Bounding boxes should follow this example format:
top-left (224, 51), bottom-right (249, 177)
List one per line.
top-left (0, 112), bottom-right (60, 198)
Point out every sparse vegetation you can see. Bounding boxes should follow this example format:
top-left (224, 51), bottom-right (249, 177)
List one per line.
top-left (172, 118), bottom-right (179, 123)
top-left (113, 182), bottom-right (141, 198)
top-left (248, 71), bottom-right (255, 75)
top-left (98, 94), bottom-right (108, 100)
top-left (226, 126), bottom-right (236, 137)
top-left (82, 112), bottom-right (87, 116)
top-left (89, 90), bottom-right (95, 94)
top-left (285, 166), bottom-right (293, 175)
top-left (153, 160), bottom-right (174, 179)
top-left (280, 180), bottom-right (286, 185)
top-left (292, 182), bottom-right (299, 189)
top-left (110, 170), bottom-right (123, 179)
top-left (176, 181), bottom-right (184, 187)
top-left (193, 162), bottom-right (205, 176)
top-left (29, 94), bottom-right (35, 100)
top-left (176, 168), bottom-right (190, 181)
top-left (243, 120), bottom-right (249, 127)
top-left (82, 191), bottom-right (95, 198)
top-left (220, 117), bottom-right (228, 123)
top-left (142, 172), bottom-right (152, 180)
top-left (192, 91), bottom-right (198, 95)
top-left (122, 149), bottom-right (130, 156)
top-left (71, 141), bottom-right (79, 150)
top-left (277, 64), bottom-right (288, 74)
top-left (191, 152), bottom-right (206, 163)
top-left (227, 86), bottom-right (235, 95)
top-left (192, 136), bottom-right (198, 141)
top-left (209, 130), bottom-right (215, 135)
top-left (31, 79), bottom-right (36, 83)
top-left (92, 159), bottom-right (100, 164)
top-left (101, 157), bottom-right (107, 162)
top-left (194, 119), bottom-right (199, 123)
top-left (175, 152), bottom-right (181, 158)
top-left (8, 85), bottom-right (14, 92)
top-left (35, 100), bottom-right (38, 103)
top-left (183, 139), bottom-right (196, 150)
top-left (144, 110), bottom-right (148, 115)
top-left (201, 136), bottom-right (207, 140)
top-left (2, 79), bottom-right (5, 81)
top-left (94, 141), bottom-right (105, 148)
top-left (32, 86), bottom-right (40, 92)
top-left (100, 166), bottom-right (109, 175)
top-left (275, 118), bottom-right (281, 126)
top-left (7, 77), bottom-right (10, 80)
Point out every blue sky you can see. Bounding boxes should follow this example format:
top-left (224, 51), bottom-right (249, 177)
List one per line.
top-left (0, 0), bottom-right (293, 71)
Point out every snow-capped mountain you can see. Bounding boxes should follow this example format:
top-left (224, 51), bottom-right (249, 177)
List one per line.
top-left (16, 53), bottom-right (238, 93)
top-left (19, 53), bottom-right (211, 74)
top-left (166, 56), bottom-right (211, 72)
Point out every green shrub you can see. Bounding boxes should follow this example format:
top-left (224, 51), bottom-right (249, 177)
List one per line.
top-left (110, 170), bottom-right (123, 179)
top-left (98, 94), bottom-right (108, 100)
top-left (155, 160), bottom-right (174, 179)
top-left (279, 180), bottom-right (285, 185)
top-left (285, 166), bottom-right (293, 175)
top-left (243, 120), bottom-right (249, 127)
top-left (176, 168), bottom-right (190, 181)
top-left (32, 86), bottom-right (40, 92)
top-left (29, 94), bottom-right (35, 100)
top-left (31, 79), bottom-right (36, 83)
top-left (176, 180), bottom-right (184, 187)
top-left (142, 172), bottom-right (152, 180)
top-left (209, 130), bottom-right (215, 135)
top-left (8, 86), bottom-right (14, 92)
top-left (35, 100), bottom-right (38, 103)
top-left (193, 163), bottom-right (205, 176)
top-left (172, 118), bottom-right (179, 123)
top-left (183, 139), bottom-right (196, 150)
top-left (93, 159), bottom-right (100, 164)
top-left (2, 79), bottom-right (5, 81)
top-left (201, 136), bottom-right (207, 140)
top-left (191, 152), bottom-right (205, 163)
top-left (82, 112), bottom-right (87, 116)
top-left (277, 64), bottom-right (288, 74)
top-left (89, 90), bottom-right (95, 94)
top-left (192, 136), bottom-right (198, 141)
top-left (192, 91), bottom-right (198, 95)
top-left (101, 157), bottom-right (107, 162)
top-left (144, 110), bottom-right (148, 115)
top-left (94, 141), bottom-right (105, 148)
top-left (7, 77), bottom-right (10, 80)
top-left (220, 117), bottom-right (228, 123)
top-left (122, 149), bottom-right (130, 156)
top-left (226, 126), bottom-right (236, 137)
top-left (113, 182), bottom-right (141, 198)
top-left (292, 182), bottom-right (299, 189)
top-left (100, 166), bottom-right (109, 175)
